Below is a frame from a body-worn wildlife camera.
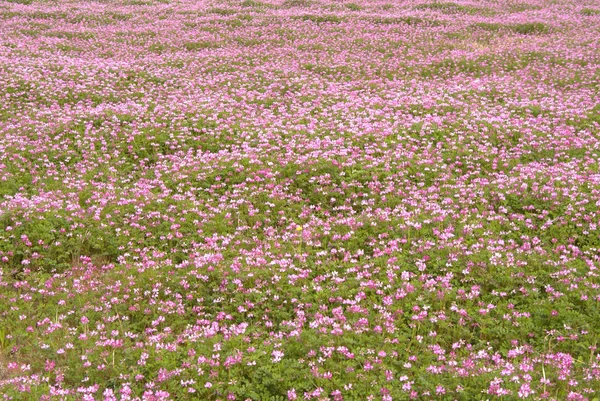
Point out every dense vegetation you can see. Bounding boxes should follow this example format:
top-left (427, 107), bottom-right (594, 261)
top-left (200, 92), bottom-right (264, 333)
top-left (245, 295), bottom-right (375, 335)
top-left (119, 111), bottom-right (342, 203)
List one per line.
top-left (0, 0), bottom-right (599, 399)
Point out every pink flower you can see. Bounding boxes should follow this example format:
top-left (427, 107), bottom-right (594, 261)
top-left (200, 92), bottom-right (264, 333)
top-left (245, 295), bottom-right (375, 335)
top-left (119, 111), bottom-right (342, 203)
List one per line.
top-left (518, 383), bottom-right (534, 399)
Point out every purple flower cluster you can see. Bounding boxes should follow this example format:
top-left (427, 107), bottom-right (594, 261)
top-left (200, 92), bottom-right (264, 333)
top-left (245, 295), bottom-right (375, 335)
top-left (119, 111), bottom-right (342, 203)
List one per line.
top-left (0, 0), bottom-right (599, 399)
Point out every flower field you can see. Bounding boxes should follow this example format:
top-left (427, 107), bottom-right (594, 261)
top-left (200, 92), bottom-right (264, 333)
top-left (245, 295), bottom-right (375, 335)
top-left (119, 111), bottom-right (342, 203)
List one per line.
top-left (0, 0), bottom-right (600, 399)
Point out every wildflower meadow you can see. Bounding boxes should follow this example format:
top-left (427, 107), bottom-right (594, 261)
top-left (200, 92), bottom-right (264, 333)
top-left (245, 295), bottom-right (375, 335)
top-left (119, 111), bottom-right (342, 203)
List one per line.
top-left (0, 0), bottom-right (599, 399)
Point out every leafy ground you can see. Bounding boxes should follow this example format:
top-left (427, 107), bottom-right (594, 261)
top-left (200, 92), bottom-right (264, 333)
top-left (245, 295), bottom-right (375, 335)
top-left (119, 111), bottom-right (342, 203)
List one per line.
top-left (0, 0), bottom-right (600, 399)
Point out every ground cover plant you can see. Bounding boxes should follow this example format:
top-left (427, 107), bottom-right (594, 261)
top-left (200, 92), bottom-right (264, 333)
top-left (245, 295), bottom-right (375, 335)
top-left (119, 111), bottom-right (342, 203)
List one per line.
top-left (0, 0), bottom-right (599, 399)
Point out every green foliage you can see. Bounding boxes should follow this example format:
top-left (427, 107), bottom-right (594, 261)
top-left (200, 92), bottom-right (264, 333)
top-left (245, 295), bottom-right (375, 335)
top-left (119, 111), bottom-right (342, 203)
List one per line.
top-left (471, 21), bottom-right (549, 34)
top-left (294, 14), bottom-right (344, 23)
top-left (209, 7), bottom-right (237, 15)
top-left (511, 22), bottom-right (549, 34)
top-left (241, 0), bottom-right (270, 8)
top-left (282, 0), bottom-right (312, 7)
top-left (0, 210), bottom-right (121, 276)
top-left (184, 41), bottom-right (220, 51)
top-left (371, 16), bottom-right (433, 25)
top-left (415, 2), bottom-right (494, 15)
top-left (581, 8), bottom-right (599, 16)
